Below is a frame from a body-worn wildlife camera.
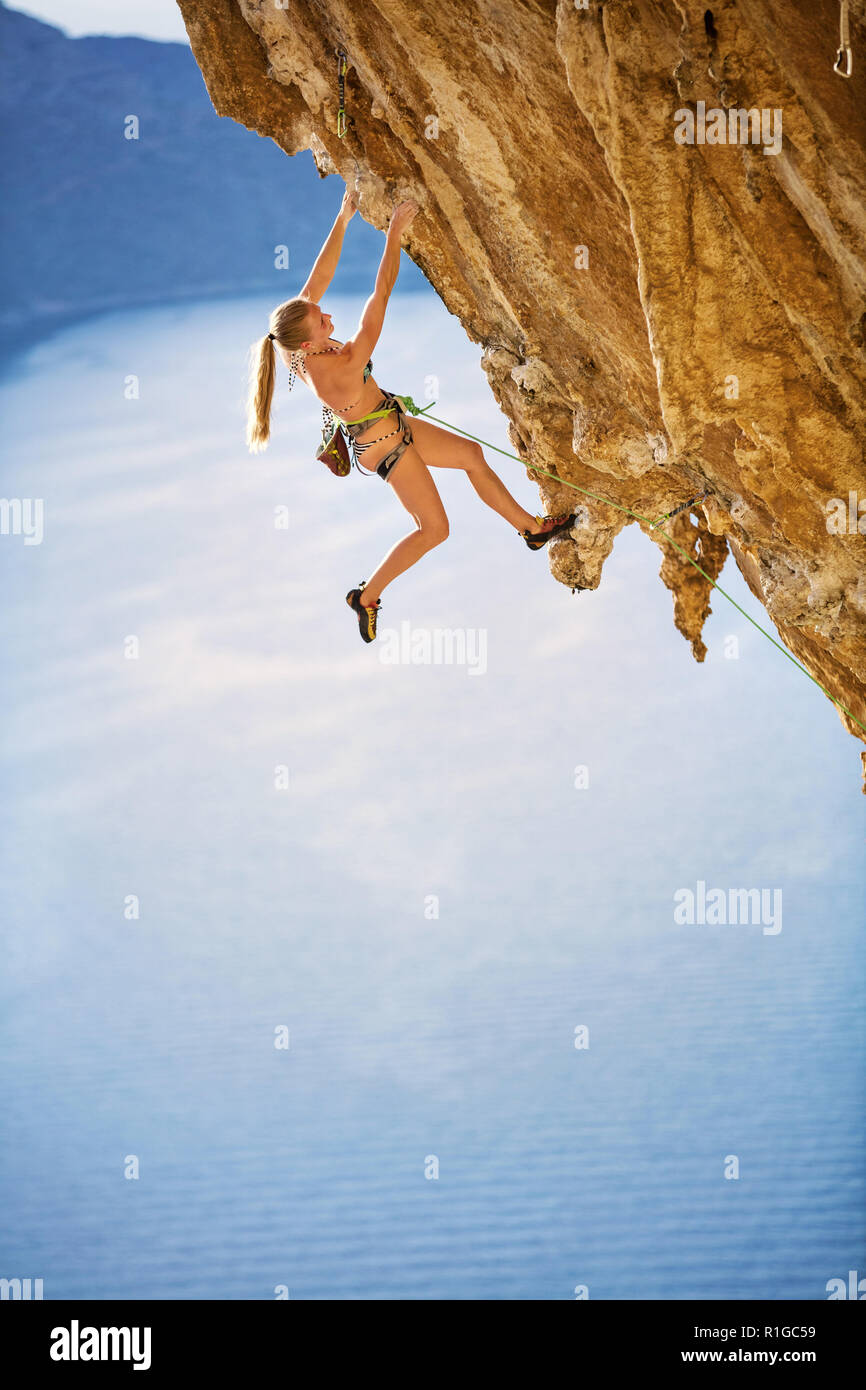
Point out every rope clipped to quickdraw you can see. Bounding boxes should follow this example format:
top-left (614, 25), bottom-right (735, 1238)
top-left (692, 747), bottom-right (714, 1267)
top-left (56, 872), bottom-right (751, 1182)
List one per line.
top-left (834, 0), bottom-right (853, 77)
top-left (336, 48), bottom-right (349, 135)
top-left (651, 489), bottom-right (711, 530)
top-left (413, 407), bottom-right (866, 739)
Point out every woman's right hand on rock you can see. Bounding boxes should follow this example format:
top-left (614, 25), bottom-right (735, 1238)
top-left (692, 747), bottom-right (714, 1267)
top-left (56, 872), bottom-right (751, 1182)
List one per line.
top-left (388, 200), bottom-right (419, 236)
top-left (339, 187), bottom-right (358, 222)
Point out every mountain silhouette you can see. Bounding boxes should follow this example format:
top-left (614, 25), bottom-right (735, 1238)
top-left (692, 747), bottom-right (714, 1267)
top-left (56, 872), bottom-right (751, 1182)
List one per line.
top-left (0, 1), bottom-right (426, 362)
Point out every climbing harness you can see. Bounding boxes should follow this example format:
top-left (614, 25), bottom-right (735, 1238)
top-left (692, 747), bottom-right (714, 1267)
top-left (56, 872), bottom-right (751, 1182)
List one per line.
top-left (834, 0), bottom-right (853, 77)
top-left (408, 407), bottom-right (866, 739)
top-left (336, 48), bottom-right (349, 135)
top-left (337, 393), bottom-right (437, 475)
top-left (338, 394), bottom-right (436, 432)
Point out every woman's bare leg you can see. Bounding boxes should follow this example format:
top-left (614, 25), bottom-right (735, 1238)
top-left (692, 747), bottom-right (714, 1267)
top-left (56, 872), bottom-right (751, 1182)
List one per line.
top-left (410, 415), bottom-right (563, 533)
top-left (358, 444), bottom-right (449, 607)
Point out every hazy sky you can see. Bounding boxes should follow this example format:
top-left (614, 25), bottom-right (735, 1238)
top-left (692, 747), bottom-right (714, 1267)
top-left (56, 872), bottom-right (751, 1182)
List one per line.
top-left (7, 0), bottom-right (189, 41)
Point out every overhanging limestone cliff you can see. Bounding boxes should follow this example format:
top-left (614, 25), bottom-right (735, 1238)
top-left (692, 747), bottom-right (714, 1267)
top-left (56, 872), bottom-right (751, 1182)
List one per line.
top-left (178, 0), bottom-right (866, 765)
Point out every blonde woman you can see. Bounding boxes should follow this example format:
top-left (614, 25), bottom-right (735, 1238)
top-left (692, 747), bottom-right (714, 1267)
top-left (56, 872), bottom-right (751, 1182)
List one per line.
top-left (246, 186), bottom-right (575, 643)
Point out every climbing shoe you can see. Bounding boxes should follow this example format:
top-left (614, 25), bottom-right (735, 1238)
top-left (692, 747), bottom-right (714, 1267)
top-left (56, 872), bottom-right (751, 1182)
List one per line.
top-left (520, 512), bottom-right (576, 550)
top-left (346, 581), bottom-right (381, 643)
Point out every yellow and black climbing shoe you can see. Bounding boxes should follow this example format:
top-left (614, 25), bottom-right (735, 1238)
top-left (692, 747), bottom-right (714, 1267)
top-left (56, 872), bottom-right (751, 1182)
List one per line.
top-left (346, 582), bottom-right (381, 643)
top-left (520, 512), bottom-right (577, 551)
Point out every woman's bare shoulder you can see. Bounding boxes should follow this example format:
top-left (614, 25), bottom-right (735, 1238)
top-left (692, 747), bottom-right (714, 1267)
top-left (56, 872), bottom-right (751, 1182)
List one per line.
top-left (293, 339), bottom-right (341, 370)
top-left (298, 341), bottom-right (357, 386)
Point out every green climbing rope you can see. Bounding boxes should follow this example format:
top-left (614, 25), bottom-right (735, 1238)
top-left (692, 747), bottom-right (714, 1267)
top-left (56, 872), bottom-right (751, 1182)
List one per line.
top-left (407, 404), bottom-right (866, 739)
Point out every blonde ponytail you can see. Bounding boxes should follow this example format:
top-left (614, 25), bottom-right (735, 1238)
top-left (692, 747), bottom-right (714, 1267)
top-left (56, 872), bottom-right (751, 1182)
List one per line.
top-left (245, 297), bottom-right (318, 453)
top-left (246, 334), bottom-right (276, 453)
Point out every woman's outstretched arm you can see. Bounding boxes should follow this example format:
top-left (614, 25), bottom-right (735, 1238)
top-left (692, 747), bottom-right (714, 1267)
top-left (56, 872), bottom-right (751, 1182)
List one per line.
top-left (343, 200), bottom-right (419, 363)
top-left (298, 187), bottom-right (357, 301)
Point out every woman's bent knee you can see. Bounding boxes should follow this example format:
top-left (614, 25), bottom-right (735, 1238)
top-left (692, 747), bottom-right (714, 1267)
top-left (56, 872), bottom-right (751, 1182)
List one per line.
top-left (420, 518), bottom-right (449, 547)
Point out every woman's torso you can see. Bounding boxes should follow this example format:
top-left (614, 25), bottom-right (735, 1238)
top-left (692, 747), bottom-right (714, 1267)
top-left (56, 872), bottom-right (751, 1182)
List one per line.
top-left (294, 340), bottom-right (405, 470)
top-left (295, 339), bottom-right (380, 424)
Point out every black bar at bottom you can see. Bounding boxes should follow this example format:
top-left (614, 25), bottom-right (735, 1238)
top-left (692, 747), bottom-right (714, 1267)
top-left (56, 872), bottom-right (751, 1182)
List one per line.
top-left (2, 1298), bottom-right (861, 1375)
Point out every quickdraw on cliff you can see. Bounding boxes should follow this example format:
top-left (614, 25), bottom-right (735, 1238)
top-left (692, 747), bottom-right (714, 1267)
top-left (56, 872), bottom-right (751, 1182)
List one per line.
top-left (336, 48), bottom-right (349, 135)
top-left (651, 489), bottom-right (712, 529)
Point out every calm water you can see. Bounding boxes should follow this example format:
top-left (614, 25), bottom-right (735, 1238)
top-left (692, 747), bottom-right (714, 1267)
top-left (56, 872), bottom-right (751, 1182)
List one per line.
top-left (0, 293), bottom-right (863, 1299)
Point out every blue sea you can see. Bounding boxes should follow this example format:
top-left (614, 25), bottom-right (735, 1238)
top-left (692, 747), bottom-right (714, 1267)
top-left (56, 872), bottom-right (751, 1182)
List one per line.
top-left (0, 291), bottom-right (863, 1299)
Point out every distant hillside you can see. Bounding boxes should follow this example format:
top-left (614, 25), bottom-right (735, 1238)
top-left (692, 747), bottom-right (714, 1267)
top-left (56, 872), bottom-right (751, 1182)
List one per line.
top-left (0, 2), bottom-right (426, 361)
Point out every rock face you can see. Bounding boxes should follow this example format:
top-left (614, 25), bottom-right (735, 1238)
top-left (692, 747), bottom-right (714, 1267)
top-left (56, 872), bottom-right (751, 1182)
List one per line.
top-left (178, 0), bottom-right (866, 761)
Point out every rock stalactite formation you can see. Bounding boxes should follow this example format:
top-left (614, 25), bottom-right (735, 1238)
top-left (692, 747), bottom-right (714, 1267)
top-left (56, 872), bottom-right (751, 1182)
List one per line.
top-left (179, 0), bottom-right (866, 771)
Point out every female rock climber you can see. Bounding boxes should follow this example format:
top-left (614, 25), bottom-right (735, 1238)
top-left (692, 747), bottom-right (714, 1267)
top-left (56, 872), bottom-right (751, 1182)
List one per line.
top-left (245, 185), bottom-right (575, 643)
